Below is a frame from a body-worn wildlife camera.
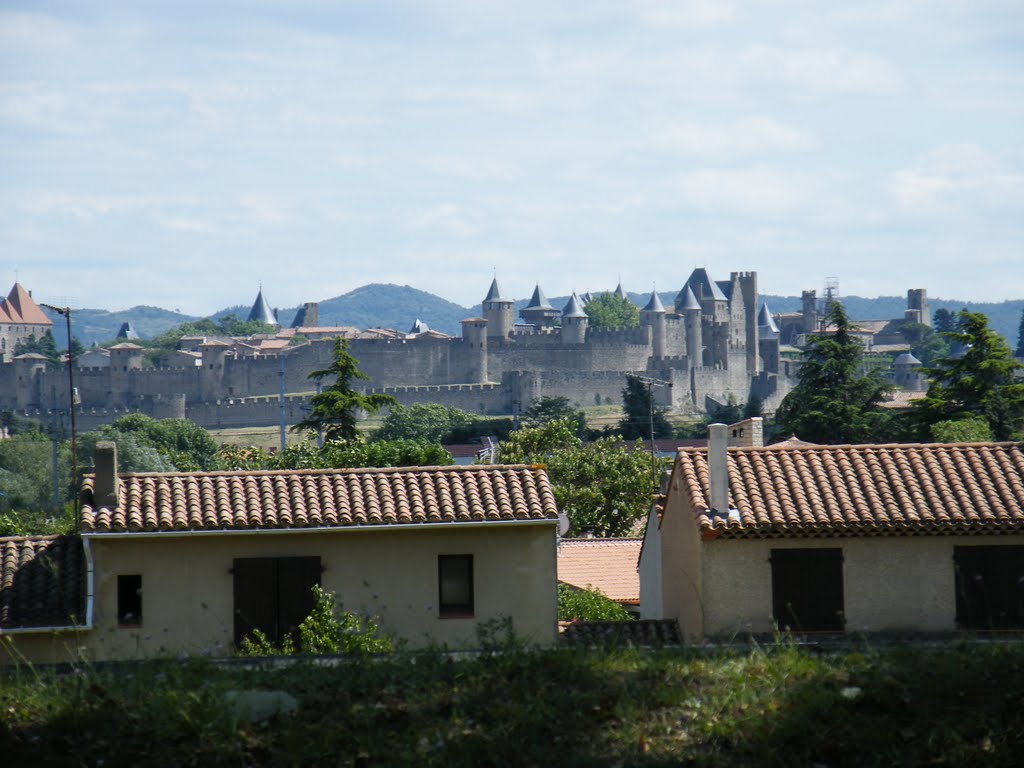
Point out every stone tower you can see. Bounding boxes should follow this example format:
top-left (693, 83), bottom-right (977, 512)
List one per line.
top-left (801, 290), bottom-right (818, 333)
top-left (734, 271), bottom-right (759, 375)
top-left (560, 293), bottom-right (588, 345)
top-left (640, 290), bottom-right (667, 359)
top-left (460, 317), bottom-right (488, 384)
top-left (520, 284), bottom-right (559, 329)
top-left (482, 278), bottom-right (514, 340)
top-left (682, 286), bottom-right (703, 365)
top-left (906, 289), bottom-right (930, 328)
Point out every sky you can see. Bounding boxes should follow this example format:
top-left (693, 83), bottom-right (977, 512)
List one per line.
top-left (3, 0), bottom-right (1023, 315)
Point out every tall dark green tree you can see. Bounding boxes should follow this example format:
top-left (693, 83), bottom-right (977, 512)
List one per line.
top-left (933, 308), bottom-right (957, 335)
top-left (1016, 308), bottom-right (1024, 359)
top-left (619, 375), bottom-right (672, 440)
top-left (521, 396), bottom-right (587, 437)
top-left (293, 338), bottom-right (396, 442)
top-left (913, 310), bottom-right (1024, 441)
top-left (775, 302), bottom-right (892, 444)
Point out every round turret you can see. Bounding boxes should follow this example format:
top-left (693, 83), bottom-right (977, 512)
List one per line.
top-left (461, 318), bottom-right (489, 383)
top-left (560, 293), bottom-right (588, 345)
top-left (640, 290), bottom-right (667, 358)
top-left (482, 278), bottom-right (514, 340)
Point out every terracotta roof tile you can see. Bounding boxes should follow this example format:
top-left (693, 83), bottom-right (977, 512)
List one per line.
top-left (557, 538), bottom-right (642, 604)
top-left (673, 442), bottom-right (1024, 538)
top-left (0, 283), bottom-right (52, 326)
top-left (0, 535), bottom-right (85, 630)
top-left (81, 464), bottom-right (559, 533)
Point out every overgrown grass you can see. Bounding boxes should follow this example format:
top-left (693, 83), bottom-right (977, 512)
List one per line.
top-left (2, 642), bottom-right (1022, 766)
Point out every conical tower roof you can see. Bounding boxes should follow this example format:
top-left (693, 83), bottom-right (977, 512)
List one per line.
top-left (408, 318), bottom-right (430, 334)
top-left (562, 292), bottom-right (587, 319)
top-left (681, 286), bottom-right (701, 312)
top-left (757, 303), bottom-right (780, 335)
top-left (614, 282), bottom-right (626, 300)
top-left (642, 290), bottom-right (666, 313)
top-left (483, 277), bottom-right (509, 303)
top-left (116, 321), bottom-right (139, 340)
top-left (247, 288), bottom-right (279, 326)
top-left (0, 283), bottom-right (51, 325)
top-left (525, 284), bottom-right (553, 310)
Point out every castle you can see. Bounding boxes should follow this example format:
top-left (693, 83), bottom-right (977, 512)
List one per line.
top-left (0, 269), bottom-right (804, 432)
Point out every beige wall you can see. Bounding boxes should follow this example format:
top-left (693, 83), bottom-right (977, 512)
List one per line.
top-left (657, 465), bottom-right (704, 639)
top-left (699, 534), bottom-right (1024, 637)
top-left (3, 523), bottom-right (557, 664)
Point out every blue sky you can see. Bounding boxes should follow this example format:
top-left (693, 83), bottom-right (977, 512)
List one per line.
top-left (3, 1), bottom-right (1022, 314)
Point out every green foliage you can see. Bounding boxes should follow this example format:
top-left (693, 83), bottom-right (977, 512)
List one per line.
top-left (239, 585), bottom-right (392, 656)
top-left (901, 322), bottom-right (950, 368)
top-left (102, 414), bottom-right (219, 470)
top-left (914, 310), bottom-right (1024, 441)
top-left (0, 432), bottom-right (72, 522)
top-left (776, 302), bottom-right (893, 444)
top-left (495, 419), bottom-right (660, 536)
top-left (1017, 308), bottom-right (1024, 358)
top-left (930, 416), bottom-right (993, 443)
top-left (373, 403), bottom-right (474, 443)
top-left (557, 584), bottom-right (632, 621)
top-left (933, 307), bottom-right (958, 334)
top-left (583, 291), bottom-right (639, 330)
top-left (77, 430), bottom-right (177, 475)
top-left (14, 331), bottom-right (60, 364)
top-left (619, 375), bottom-right (672, 440)
top-left (216, 437), bottom-right (452, 471)
top-left (293, 338), bottom-right (396, 441)
top-left (521, 396), bottom-right (587, 437)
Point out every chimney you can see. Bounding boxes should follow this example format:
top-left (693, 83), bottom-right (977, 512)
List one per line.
top-left (708, 423), bottom-right (728, 516)
top-left (94, 440), bottom-right (119, 508)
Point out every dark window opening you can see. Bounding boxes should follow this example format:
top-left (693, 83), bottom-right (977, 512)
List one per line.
top-left (439, 555), bottom-right (474, 618)
top-left (771, 548), bottom-right (844, 632)
top-left (117, 574), bottom-right (142, 626)
top-left (233, 556), bottom-right (321, 647)
top-left (955, 546), bottom-right (1024, 630)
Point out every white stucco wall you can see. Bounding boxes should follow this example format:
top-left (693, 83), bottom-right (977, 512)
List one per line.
top-left (3, 522), bottom-right (558, 664)
top-left (638, 507), bottom-right (662, 620)
top-left (699, 534), bottom-right (1024, 637)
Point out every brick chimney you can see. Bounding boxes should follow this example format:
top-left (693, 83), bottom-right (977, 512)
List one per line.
top-left (93, 440), bottom-right (119, 508)
top-left (708, 423), bottom-right (729, 516)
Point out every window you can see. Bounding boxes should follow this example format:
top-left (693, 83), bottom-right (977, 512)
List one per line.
top-left (438, 555), bottom-right (474, 618)
top-left (233, 556), bottom-right (321, 647)
top-left (770, 548), bottom-right (844, 632)
top-left (117, 574), bottom-right (142, 626)
top-left (954, 546), bottom-right (1024, 630)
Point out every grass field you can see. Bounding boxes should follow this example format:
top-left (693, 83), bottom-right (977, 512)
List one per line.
top-left (2, 640), bottom-right (1021, 766)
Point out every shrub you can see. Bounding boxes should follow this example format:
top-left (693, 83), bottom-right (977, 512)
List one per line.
top-left (557, 584), bottom-right (632, 622)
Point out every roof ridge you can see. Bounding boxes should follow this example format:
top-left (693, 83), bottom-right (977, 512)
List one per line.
top-left (104, 463), bottom-right (541, 479)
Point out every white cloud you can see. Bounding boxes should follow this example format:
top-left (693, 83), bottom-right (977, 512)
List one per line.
top-left (653, 116), bottom-right (817, 156)
top-left (631, 0), bottom-right (736, 27)
top-left (0, 12), bottom-right (76, 51)
top-left (418, 154), bottom-right (520, 181)
top-left (239, 194), bottom-right (289, 225)
top-left (409, 203), bottom-right (473, 235)
top-left (889, 144), bottom-right (1024, 212)
top-left (22, 192), bottom-right (155, 218)
top-left (159, 216), bottom-right (216, 233)
top-left (674, 167), bottom-right (814, 216)
top-left (740, 46), bottom-right (903, 95)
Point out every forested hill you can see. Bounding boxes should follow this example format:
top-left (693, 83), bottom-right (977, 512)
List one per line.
top-left (43, 284), bottom-right (1023, 349)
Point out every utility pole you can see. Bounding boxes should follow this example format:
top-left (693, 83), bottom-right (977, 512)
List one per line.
top-left (278, 352), bottom-right (287, 453)
top-left (41, 304), bottom-right (78, 528)
top-left (635, 375), bottom-right (671, 483)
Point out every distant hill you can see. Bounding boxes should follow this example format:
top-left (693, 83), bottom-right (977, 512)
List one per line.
top-left (40, 285), bottom-right (1023, 350)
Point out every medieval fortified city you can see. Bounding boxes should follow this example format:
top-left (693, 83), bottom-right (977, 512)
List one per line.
top-left (4, 2), bottom-right (1024, 764)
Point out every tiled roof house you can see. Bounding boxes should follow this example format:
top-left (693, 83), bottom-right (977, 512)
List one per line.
top-left (640, 424), bottom-right (1024, 638)
top-left (1, 443), bottom-right (560, 663)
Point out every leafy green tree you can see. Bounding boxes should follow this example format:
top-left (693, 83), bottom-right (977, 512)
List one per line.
top-left (14, 331), bottom-right (61, 364)
top-left (521, 396), bottom-right (587, 437)
top-left (619, 375), bottom-right (672, 440)
top-left (776, 302), bottom-right (892, 444)
top-left (930, 416), bottom-right (993, 443)
top-left (77, 430), bottom-right (177, 474)
top-left (557, 584), bottom-right (632, 622)
top-left (372, 403), bottom-right (474, 444)
top-left (584, 292), bottom-right (639, 330)
top-left (913, 310), bottom-right (1024, 440)
top-left (102, 414), bottom-right (219, 470)
top-left (217, 437), bottom-right (452, 471)
top-left (0, 432), bottom-right (72, 523)
top-left (293, 338), bottom-right (396, 442)
top-left (495, 419), bottom-right (660, 536)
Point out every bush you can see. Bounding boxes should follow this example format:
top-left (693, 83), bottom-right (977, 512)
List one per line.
top-left (558, 584), bottom-right (633, 622)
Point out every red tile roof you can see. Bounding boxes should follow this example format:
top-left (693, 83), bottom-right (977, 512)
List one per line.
top-left (81, 464), bottom-right (559, 533)
top-left (0, 283), bottom-right (52, 326)
top-left (557, 538), bottom-right (642, 604)
top-left (0, 536), bottom-right (85, 630)
top-left (673, 442), bottom-right (1024, 539)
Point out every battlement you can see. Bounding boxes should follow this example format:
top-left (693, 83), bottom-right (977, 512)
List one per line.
top-left (373, 382), bottom-right (499, 395)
